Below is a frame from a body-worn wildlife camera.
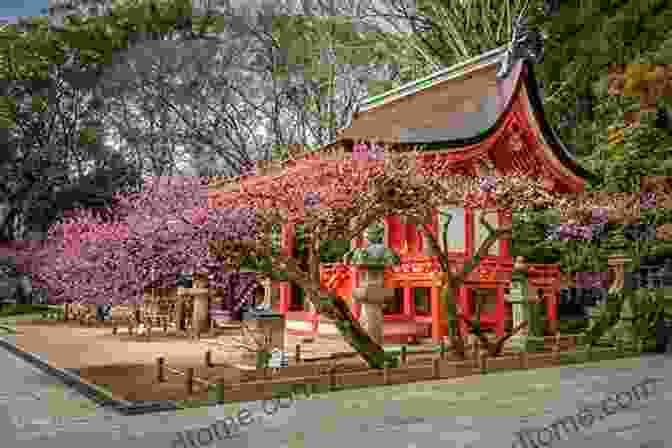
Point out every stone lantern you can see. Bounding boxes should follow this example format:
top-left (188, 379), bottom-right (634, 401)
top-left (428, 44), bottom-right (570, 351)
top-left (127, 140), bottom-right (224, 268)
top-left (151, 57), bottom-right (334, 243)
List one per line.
top-left (506, 257), bottom-right (544, 352)
top-left (177, 273), bottom-right (210, 338)
top-left (259, 277), bottom-right (273, 309)
top-left (345, 221), bottom-right (401, 345)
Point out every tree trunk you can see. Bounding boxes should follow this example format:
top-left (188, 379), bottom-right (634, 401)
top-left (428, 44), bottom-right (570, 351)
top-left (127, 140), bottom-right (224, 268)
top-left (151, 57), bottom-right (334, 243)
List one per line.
top-left (232, 241), bottom-right (390, 368)
top-left (359, 302), bottom-right (384, 345)
top-left (459, 314), bottom-right (528, 357)
top-left (175, 300), bottom-right (186, 331)
top-left (192, 275), bottom-right (210, 335)
top-left (441, 284), bottom-right (468, 359)
top-left (318, 293), bottom-right (389, 368)
top-left (192, 295), bottom-right (209, 335)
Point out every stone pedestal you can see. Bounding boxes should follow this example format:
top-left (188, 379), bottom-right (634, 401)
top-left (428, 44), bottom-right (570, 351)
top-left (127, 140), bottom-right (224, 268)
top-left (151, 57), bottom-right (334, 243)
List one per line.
top-left (260, 278), bottom-right (273, 309)
top-left (174, 300), bottom-right (187, 331)
top-left (507, 266), bottom-right (546, 352)
top-left (178, 280), bottom-right (210, 337)
top-left (192, 291), bottom-right (210, 335)
top-left (242, 312), bottom-right (286, 351)
top-left (505, 276), bottom-right (527, 352)
top-left (601, 255), bottom-right (633, 345)
top-left (352, 268), bottom-right (395, 345)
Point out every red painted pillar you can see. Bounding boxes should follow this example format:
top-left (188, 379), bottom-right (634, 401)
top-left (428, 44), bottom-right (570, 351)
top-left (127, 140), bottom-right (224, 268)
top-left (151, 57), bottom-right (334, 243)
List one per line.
top-left (458, 286), bottom-right (470, 336)
top-left (405, 221), bottom-right (415, 254)
top-left (403, 287), bottom-right (414, 319)
top-left (399, 216), bottom-right (407, 255)
top-left (384, 217), bottom-right (392, 247)
top-left (431, 286), bottom-right (442, 342)
top-left (279, 223), bottom-right (294, 314)
top-left (546, 289), bottom-right (557, 332)
top-left (351, 266), bottom-right (361, 320)
top-left (465, 208), bottom-right (474, 257)
top-left (495, 285), bottom-right (506, 336)
top-left (499, 209), bottom-right (511, 257)
top-left (345, 230), bottom-right (361, 320)
top-left (431, 209), bottom-right (438, 247)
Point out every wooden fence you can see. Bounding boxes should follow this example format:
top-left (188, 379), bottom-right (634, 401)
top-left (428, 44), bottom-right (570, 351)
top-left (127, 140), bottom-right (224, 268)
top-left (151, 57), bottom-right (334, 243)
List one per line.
top-left (154, 334), bottom-right (639, 403)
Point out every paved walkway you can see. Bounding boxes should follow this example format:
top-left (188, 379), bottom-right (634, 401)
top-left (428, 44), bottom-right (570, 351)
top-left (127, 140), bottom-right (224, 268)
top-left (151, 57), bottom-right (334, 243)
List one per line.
top-left (2, 333), bottom-right (670, 448)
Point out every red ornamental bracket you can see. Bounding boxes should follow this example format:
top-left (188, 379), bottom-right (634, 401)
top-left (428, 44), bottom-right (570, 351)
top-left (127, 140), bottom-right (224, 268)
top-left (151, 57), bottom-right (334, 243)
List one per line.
top-left (325, 272), bottom-right (349, 290)
top-left (479, 271), bottom-right (497, 283)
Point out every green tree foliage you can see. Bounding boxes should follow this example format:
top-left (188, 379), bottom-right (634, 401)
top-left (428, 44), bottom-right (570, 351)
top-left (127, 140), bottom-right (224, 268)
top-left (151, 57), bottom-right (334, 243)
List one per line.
top-left (0, 15), bottom-right (145, 241)
top-left (368, 0), bottom-right (531, 80)
top-left (526, 0), bottom-right (672, 159)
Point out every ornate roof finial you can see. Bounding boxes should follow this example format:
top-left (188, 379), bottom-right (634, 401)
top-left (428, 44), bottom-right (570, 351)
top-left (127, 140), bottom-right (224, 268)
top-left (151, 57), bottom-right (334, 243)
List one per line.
top-left (497, 12), bottom-right (545, 80)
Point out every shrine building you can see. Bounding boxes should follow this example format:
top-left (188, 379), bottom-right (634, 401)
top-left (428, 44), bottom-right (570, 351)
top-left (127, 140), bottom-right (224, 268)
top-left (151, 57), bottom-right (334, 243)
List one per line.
top-left (208, 45), bottom-right (598, 344)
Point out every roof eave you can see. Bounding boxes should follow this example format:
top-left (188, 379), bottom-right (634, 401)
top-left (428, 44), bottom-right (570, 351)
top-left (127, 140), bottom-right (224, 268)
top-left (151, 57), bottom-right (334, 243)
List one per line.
top-left (358, 46), bottom-right (508, 113)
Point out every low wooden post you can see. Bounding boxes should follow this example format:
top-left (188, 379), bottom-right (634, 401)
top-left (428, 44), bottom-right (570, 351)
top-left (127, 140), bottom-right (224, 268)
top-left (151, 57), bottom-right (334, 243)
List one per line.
top-left (314, 363), bottom-right (321, 383)
top-left (156, 357), bottom-right (165, 383)
top-left (205, 350), bottom-right (213, 368)
top-left (329, 361), bottom-right (336, 391)
top-left (146, 323), bottom-right (152, 341)
top-left (519, 351), bottom-right (528, 369)
top-left (112, 326), bottom-right (118, 335)
top-left (295, 344), bottom-right (301, 364)
top-left (472, 337), bottom-right (480, 361)
top-left (185, 367), bottom-right (194, 395)
top-left (64, 303), bottom-right (69, 321)
top-left (400, 346), bottom-right (407, 365)
top-left (440, 339), bottom-right (446, 360)
top-left (553, 333), bottom-right (561, 363)
top-left (216, 381), bottom-right (225, 404)
top-left (480, 352), bottom-right (488, 373)
top-left (383, 365), bottom-right (390, 385)
top-left (163, 319), bottom-right (168, 333)
top-left (432, 358), bottom-right (440, 379)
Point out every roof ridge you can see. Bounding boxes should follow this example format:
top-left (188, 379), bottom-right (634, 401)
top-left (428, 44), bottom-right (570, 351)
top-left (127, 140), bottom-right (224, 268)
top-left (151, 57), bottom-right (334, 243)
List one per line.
top-left (358, 46), bottom-right (508, 112)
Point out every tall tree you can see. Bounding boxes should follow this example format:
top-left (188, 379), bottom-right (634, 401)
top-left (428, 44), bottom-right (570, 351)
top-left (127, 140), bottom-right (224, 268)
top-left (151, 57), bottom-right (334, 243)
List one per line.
top-left (0, 16), bottom-right (143, 243)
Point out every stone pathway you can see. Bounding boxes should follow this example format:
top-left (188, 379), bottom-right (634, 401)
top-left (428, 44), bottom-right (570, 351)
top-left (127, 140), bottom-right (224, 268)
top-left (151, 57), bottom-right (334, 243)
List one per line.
top-left (0, 336), bottom-right (117, 446)
top-left (2, 334), bottom-right (671, 448)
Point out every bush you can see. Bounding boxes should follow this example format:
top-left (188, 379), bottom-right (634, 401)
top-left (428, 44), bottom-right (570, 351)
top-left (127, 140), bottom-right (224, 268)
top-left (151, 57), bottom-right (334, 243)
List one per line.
top-left (558, 318), bottom-right (589, 334)
top-left (0, 303), bottom-right (53, 317)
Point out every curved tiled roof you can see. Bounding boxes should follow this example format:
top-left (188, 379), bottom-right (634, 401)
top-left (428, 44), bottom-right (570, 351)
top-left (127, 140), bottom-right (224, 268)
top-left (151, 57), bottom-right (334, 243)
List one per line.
top-left (337, 49), bottom-right (597, 185)
top-left (209, 46), bottom-right (597, 191)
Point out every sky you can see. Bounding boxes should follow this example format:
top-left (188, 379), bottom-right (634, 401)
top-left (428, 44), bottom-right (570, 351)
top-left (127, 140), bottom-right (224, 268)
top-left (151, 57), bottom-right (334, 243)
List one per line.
top-left (0, 0), bottom-right (48, 21)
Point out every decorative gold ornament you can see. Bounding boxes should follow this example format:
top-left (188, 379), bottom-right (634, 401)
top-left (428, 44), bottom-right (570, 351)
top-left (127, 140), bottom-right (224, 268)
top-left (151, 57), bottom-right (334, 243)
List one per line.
top-left (432, 272), bottom-right (449, 288)
top-left (479, 271), bottom-right (496, 282)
